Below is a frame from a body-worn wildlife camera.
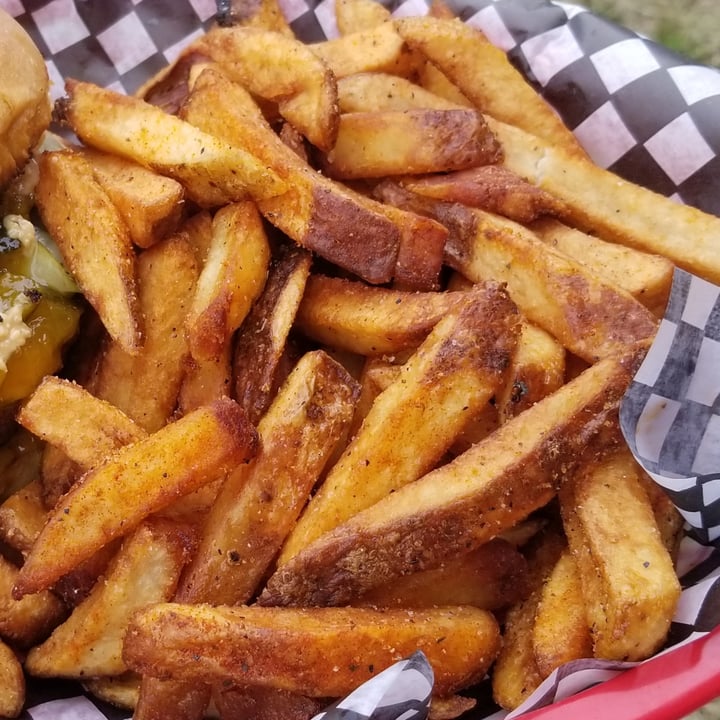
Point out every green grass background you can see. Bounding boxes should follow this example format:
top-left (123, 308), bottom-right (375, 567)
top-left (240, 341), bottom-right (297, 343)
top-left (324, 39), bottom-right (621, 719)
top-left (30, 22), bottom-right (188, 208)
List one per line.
top-left (583, 0), bottom-right (720, 66)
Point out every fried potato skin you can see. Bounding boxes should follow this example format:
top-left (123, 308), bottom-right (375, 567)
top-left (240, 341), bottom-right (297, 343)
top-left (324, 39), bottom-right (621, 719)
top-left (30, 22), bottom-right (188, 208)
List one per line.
top-left (124, 603), bottom-right (501, 698)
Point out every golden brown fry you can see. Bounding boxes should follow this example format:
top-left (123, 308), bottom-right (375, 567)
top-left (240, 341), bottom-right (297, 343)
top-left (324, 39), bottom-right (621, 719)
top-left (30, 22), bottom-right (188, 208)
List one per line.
top-left (25, 519), bottom-right (194, 678)
top-left (295, 274), bottom-right (462, 355)
top-left (186, 201), bottom-right (270, 363)
top-left (0, 427), bottom-right (43, 505)
top-left (232, 244), bottom-right (312, 424)
top-left (559, 446), bottom-right (681, 661)
top-left (124, 603), bottom-right (501, 698)
top-left (177, 345), bottom-right (233, 415)
top-left (35, 149), bottom-right (140, 354)
top-left (18, 376), bottom-right (147, 470)
top-left (216, 0), bottom-right (294, 36)
top-left (0, 480), bottom-right (45, 556)
top-left (395, 17), bottom-right (586, 157)
top-left (496, 321), bottom-right (566, 422)
top-left (323, 109), bottom-right (501, 179)
top-left (0, 638), bottom-right (24, 719)
top-left (91, 233), bottom-right (198, 432)
top-left (83, 673), bottom-right (140, 711)
top-left (530, 218), bottom-right (674, 315)
top-left (13, 398), bottom-right (258, 598)
top-left (39, 445), bottom-right (83, 511)
top-left (403, 165), bottom-right (569, 224)
top-left (532, 548), bottom-right (593, 677)
top-left (195, 27), bottom-right (339, 151)
top-left (182, 67), bottom-right (401, 284)
top-left (260, 344), bottom-right (647, 607)
top-left (337, 72), bottom-right (462, 113)
top-left (279, 282), bottom-right (520, 563)
top-left (79, 147), bottom-right (185, 249)
top-left (335, 0), bottom-right (391, 34)
top-left (213, 684), bottom-right (326, 720)
top-left (357, 538), bottom-right (529, 611)
top-left (490, 117), bottom-right (720, 285)
top-left (0, 554), bottom-right (66, 648)
top-left (59, 80), bottom-right (287, 207)
top-left (429, 695), bottom-right (477, 720)
top-left (178, 350), bottom-right (359, 605)
top-left (310, 22), bottom-right (419, 78)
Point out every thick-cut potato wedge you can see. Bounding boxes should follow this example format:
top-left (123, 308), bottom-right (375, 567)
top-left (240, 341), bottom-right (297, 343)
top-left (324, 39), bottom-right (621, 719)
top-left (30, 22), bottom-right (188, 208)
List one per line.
top-left (403, 165), bottom-right (569, 224)
top-left (337, 72), bottom-right (462, 114)
top-left (25, 519), bottom-right (194, 678)
top-left (638, 469), bottom-right (685, 559)
top-left (83, 673), bottom-right (140, 711)
top-left (0, 480), bottom-right (45, 556)
top-left (39, 445), bottom-right (83, 511)
top-left (35, 150), bottom-right (140, 354)
top-left (335, 0), bottom-right (391, 34)
top-left (260, 344), bottom-right (647, 607)
top-left (532, 548), bottom-right (593, 677)
top-left (377, 184), bottom-right (659, 362)
top-left (186, 201), bottom-right (270, 362)
top-left (213, 684), bottom-right (325, 720)
top-left (177, 345), bottom-right (233, 416)
top-left (58, 80), bottom-right (287, 207)
top-left (178, 350), bottom-right (359, 605)
top-left (216, 0), bottom-right (294, 36)
top-left (429, 695), bottom-right (477, 720)
top-left (233, 244), bottom-right (312, 424)
top-left (78, 147), bottom-right (185, 249)
top-left (0, 554), bottom-right (66, 647)
top-left (530, 218), bottom-right (674, 315)
top-left (279, 283), bottom-right (520, 563)
top-left (18, 376), bottom-right (147, 470)
top-left (124, 603), bottom-right (501, 698)
top-left (395, 17), bottom-right (585, 158)
top-left (323, 109), bottom-right (501, 179)
top-left (13, 398), bottom-right (258, 598)
top-left (182, 67), bottom-right (401, 284)
top-left (90, 233), bottom-right (198, 432)
top-left (0, 428), bottom-right (43, 505)
top-left (489, 117), bottom-right (720, 285)
top-left (418, 61), bottom-right (474, 108)
top-left (310, 22), bottom-right (419, 78)
top-left (357, 538), bottom-right (529, 610)
top-left (492, 530), bottom-right (565, 710)
top-left (0, 638), bottom-right (24, 719)
top-left (296, 274), bottom-right (462, 355)
top-left (135, 675), bottom-right (211, 720)
top-left (559, 447), bottom-right (681, 661)
top-left (496, 321), bottom-right (565, 422)
top-left (195, 28), bottom-right (339, 151)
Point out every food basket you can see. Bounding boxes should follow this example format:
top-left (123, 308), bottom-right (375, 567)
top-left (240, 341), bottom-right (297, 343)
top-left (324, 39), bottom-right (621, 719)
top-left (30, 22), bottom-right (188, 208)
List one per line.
top-left (2, 0), bottom-right (719, 718)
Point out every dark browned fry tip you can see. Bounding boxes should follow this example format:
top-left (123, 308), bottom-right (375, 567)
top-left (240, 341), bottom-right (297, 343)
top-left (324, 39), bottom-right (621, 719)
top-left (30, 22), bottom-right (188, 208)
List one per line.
top-left (210, 396), bottom-right (259, 463)
top-left (51, 96), bottom-right (71, 126)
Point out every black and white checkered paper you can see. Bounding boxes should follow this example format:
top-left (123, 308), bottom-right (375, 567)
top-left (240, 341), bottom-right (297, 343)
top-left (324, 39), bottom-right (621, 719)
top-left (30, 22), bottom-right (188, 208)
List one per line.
top-left (1, 0), bottom-right (719, 718)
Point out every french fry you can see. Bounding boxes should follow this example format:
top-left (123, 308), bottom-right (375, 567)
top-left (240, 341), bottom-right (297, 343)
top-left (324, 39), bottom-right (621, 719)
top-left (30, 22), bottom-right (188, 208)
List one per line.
top-left (35, 149), bottom-right (141, 355)
top-left (185, 201), bottom-right (270, 363)
top-left (18, 376), bottom-right (147, 470)
top-left (78, 147), bottom-right (185, 249)
top-left (532, 548), bottom-right (593, 677)
top-left (83, 673), bottom-right (140, 711)
top-left (39, 445), bottom-right (83, 511)
top-left (232, 244), bottom-right (312, 424)
top-left (559, 446), bottom-right (682, 661)
top-left (0, 638), bottom-right (24, 719)
top-left (213, 684), bottom-right (326, 720)
top-left (181, 66), bottom-right (401, 284)
top-left (177, 346), bottom-right (234, 416)
top-left (356, 538), bottom-right (529, 611)
top-left (0, 480), bottom-right (45, 556)
top-left (25, 519), bottom-right (194, 678)
top-left (0, 428), bottom-right (43, 504)
top-left (395, 17), bottom-right (586, 158)
top-left (429, 695), bottom-right (477, 720)
top-left (295, 274), bottom-right (462, 355)
top-left (310, 22), bottom-right (420, 78)
top-left (402, 165), bottom-right (569, 224)
top-left (13, 397), bottom-right (258, 598)
top-left (322, 109), bottom-right (501, 179)
top-left (195, 27), bottom-right (339, 151)
top-left (260, 344), bottom-right (647, 607)
top-left (0, 554), bottom-right (66, 648)
top-left (58, 80), bottom-right (287, 207)
top-left (124, 604), bottom-right (501, 699)
top-left (335, 0), bottom-right (391, 35)
top-left (530, 217), bottom-right (674, 315)
top-left (215, 0), bottom-right (294, 36)
top-left (90, 232), bottom-right (198, 432)
top-left (489, 116), bottom-right (720, 285)
top-left (278, 282), bottom-right (520, 563)
top-left (337, 72), bottom-right (462, 113)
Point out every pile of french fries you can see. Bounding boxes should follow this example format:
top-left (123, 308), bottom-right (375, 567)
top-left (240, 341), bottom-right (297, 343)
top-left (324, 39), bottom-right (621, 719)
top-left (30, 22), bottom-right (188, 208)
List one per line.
top-left (1, 0), bottom-right (719, 717)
